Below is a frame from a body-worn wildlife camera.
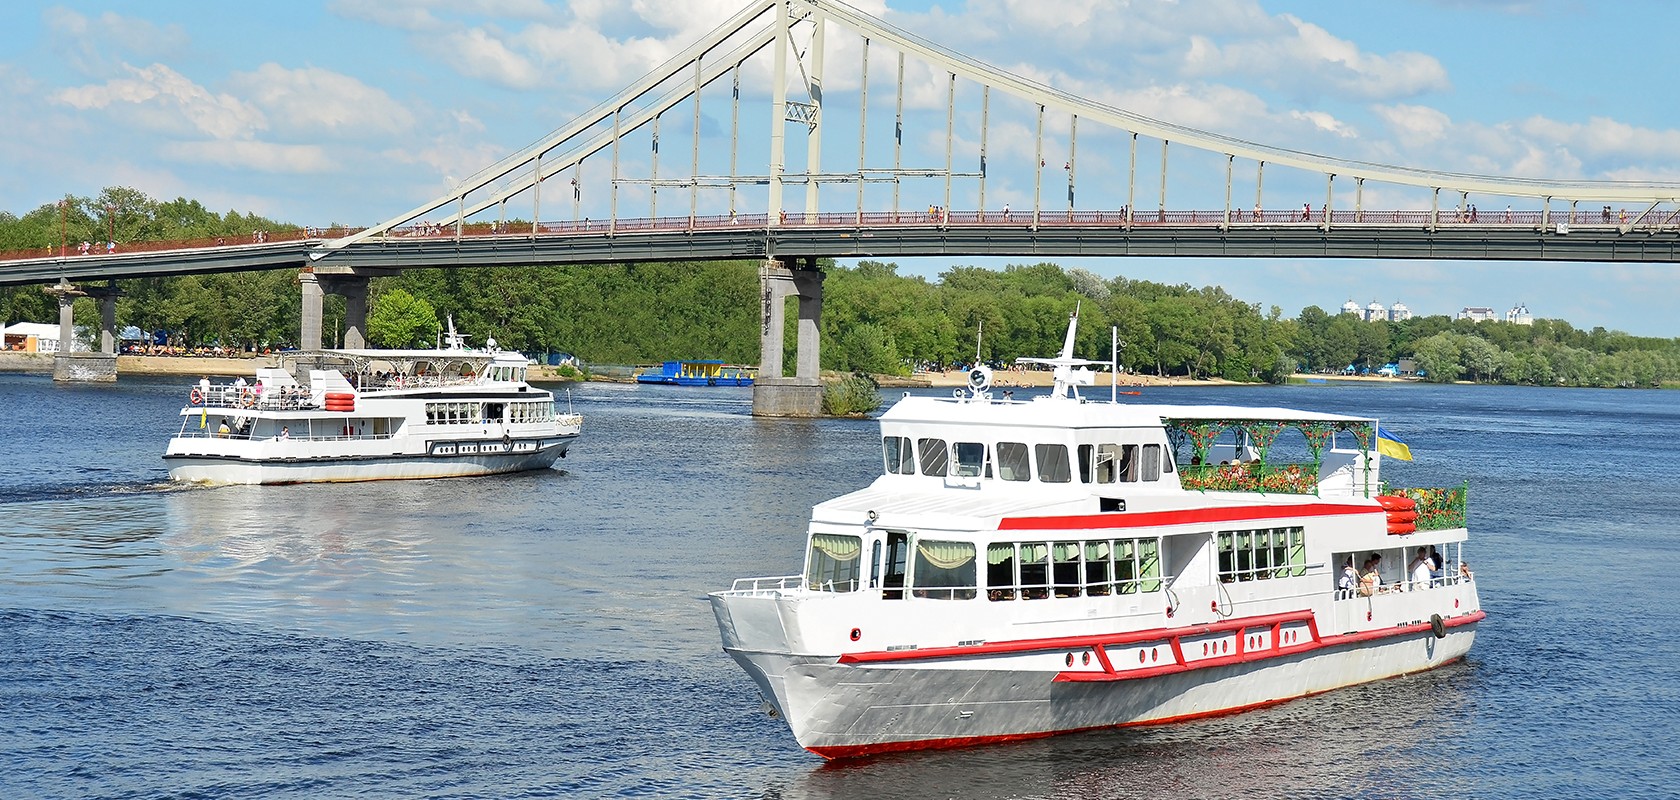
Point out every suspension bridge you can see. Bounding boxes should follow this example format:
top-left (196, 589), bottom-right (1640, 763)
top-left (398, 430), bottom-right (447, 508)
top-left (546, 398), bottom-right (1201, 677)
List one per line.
top-left (9, 0), bottom-right (1679, 413)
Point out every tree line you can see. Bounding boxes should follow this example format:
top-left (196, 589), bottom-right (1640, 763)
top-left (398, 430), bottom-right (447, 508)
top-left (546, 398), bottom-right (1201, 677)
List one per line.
top-left (3, 187), bottom-right (1677, 388)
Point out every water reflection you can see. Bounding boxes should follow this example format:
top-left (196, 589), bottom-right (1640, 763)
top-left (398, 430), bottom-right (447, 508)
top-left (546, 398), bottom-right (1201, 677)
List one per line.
top-left (776, 661), bottom-right (1475, 799)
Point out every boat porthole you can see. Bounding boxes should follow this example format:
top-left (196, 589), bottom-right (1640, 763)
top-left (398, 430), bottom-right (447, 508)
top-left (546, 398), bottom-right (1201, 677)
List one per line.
top-left (1151, 648), bottom-right (1159, 662)
top-left (1202, 642), bottom-right (1208, 656)
top-left (1223, 641), bottom-right (1230, 654)
top-left (849, 628), bottom-right (861, 642)
top-left (1065, 653), bottom-right (1074, 667)
top-left (1139, 650), bottom-right (1146, 664)
top-left (1082, 652), bottom-right (1091, 666)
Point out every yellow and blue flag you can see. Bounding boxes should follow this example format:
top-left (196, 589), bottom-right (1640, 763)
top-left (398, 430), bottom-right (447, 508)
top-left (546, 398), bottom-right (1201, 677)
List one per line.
top-left (1376, 425), bottom-right (1412, 461)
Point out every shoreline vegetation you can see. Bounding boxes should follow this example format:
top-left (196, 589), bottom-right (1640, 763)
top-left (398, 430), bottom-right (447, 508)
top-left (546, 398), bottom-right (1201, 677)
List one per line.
top-left (6, 188), bottom-right (1680, 392)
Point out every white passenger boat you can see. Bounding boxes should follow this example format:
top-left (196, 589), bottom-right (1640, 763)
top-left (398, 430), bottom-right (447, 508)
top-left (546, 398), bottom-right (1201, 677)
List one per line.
top-left (165, 347), bottom-right (582, 485)
top-left (711, 313), bottom-right (1482, 759)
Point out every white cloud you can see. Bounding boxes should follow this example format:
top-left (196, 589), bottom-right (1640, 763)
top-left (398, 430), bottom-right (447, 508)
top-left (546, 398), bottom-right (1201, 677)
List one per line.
top-left (56, 63), bottom-right (267, 141)
top-left (43, 7), bottom-right (191, 77)
top-left (427, 27), bottom-right (544, 89)
top-left (228, 64), bottom-right (416, 138)
top-left (1289, 110), bottom-right (1357, 139)
top-left (159, 140), bottom-right (334, 173)
top-left (1372, 103), bottom-right (1451, 146)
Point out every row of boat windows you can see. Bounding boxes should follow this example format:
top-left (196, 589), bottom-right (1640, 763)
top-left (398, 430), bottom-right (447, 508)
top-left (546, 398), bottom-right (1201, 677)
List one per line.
top-left (806, 534), bottom-right (1168, 601)
top-left (487, 365), bottom-right (527, 383)
top-left (883, 437), bottom-right (1175, 484)
top-left (806, 527), bottom-right (1312, 600)
top-left (424, 400), bottom-right (554, 425)
top-left (1219, 527), bottom-right (1308, 581)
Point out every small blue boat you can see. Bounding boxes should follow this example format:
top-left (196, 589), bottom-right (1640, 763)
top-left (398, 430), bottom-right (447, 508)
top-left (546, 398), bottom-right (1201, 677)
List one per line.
top-left (635, 360), bottom-right (756, 386)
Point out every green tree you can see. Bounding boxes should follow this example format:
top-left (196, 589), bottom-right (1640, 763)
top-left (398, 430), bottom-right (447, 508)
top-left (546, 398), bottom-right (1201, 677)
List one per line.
top-left (367, 288), bottom-right (440, 348)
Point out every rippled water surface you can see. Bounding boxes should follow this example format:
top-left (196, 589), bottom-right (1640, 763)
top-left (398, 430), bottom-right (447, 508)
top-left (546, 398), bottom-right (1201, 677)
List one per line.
top-left (1, 373), bottom-right (1676, 798)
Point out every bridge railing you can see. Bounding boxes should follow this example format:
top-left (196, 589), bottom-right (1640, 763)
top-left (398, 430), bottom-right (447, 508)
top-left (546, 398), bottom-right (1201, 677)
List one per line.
top-left (2, 207), bottom-right (1668, 265)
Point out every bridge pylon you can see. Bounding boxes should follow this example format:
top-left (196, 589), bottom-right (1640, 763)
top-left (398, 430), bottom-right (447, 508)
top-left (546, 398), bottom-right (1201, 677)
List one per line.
top-left (754, 256), bottom-right (824, 416)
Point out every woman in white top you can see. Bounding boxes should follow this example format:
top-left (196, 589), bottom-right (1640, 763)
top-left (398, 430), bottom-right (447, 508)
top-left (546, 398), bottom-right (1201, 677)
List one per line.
top-left (1409, 547), bottom-right (1434, 590)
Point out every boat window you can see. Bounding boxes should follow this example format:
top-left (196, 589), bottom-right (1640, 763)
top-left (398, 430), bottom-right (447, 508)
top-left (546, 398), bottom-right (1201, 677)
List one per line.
top-left (1160, 445), bottom-right (1175, 474)
top-left (952, 442), bottom-right (986, 477)
top-left (1084, 540), bottom-right (1112, 596)
top-left (996, 442), bottom-right (1031, 481)
top-left (1078, 444), bottom-right (1093, 483)
top-left (868, 539), bottom-right (883, 588)
top-left (1117, 444), bottom-right (1139, 482)
top-left (911, 539), bottom-right (977, 600)
top-left (882, 436), bottom-right (916, 475)
top-left (1114, 539), bottom-right (1138, 594)
top-left (882, 531), bottom-right (909, 599)
top-left (917, 438), bottom-right (949, 476)
top-left (986, 543), bottom-right (1016, 601)
top-left (806, 534), bottom-right (862, 592)
top-left (1019, 542), bottom-right (1050, 599)
top-left (1036, 444), bottom-right (1072, 483)
top-left (1093, 443), bottom-right (1123, 483)
top-left (1141, 444), bottom-right (1163, 481)
top-left (1218, 527), bottom-right (1306, 583)
top-left (1052, 541), bottom-right (1082, 597)
top-left (1099, 538), bottom-right (1160, 594)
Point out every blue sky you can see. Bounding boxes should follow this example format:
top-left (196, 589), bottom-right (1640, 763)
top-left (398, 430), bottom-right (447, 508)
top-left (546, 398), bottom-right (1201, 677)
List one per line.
top-left (3, 1), bottom-right (1678, 335)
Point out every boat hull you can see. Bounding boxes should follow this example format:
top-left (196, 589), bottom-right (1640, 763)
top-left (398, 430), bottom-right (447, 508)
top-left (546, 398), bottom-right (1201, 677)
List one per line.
top-left (165, 437), bottom-right (575, 485)
top-left (718, 604), bottom-right (1478, 759)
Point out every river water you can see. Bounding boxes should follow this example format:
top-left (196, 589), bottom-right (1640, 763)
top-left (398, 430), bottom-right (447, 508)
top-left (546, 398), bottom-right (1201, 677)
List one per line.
top-left (1, 373), bottom-right (1675, 798)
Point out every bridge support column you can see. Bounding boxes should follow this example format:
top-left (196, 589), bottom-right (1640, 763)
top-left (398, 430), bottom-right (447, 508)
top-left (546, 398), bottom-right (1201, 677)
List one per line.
top-left (753, 257), bottom-right (825, 417)
top-left (43, 279), bottom-right (116, 383)
top-left (332, 276), bottom-right (369, 350)
top-left (300, 270), bottom-right (324, 350)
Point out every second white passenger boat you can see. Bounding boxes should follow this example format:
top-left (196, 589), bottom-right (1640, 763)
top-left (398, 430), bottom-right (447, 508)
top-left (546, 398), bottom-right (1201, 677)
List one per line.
top-left (165, 347), bottom-right (582, 485)
top-left (711, 313), bottom-right (1482, 758)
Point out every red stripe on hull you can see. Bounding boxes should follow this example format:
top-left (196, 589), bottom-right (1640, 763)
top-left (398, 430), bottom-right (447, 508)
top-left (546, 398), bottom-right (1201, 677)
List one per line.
top-left (999, 502), bottom-right (1380, 531)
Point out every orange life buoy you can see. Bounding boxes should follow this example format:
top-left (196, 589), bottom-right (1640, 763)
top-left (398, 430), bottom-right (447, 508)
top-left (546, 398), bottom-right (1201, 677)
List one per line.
top-left (1376, 494), bottom-right (1416, 511)
top-left (1386, 509), bottom-right (1419, 524)
top-left (1387, 521), bottom-right (1416, 535)
top-left (189, 388), bottom-right (204, 405)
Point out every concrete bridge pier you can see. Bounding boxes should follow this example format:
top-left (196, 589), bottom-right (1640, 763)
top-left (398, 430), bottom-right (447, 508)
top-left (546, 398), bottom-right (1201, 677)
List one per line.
top-left (299, 269), bottom-right (372, 350)
top-left (42, 278), bottom-right (117, 382)
top-left (753, 257), bottom-right (825, 417)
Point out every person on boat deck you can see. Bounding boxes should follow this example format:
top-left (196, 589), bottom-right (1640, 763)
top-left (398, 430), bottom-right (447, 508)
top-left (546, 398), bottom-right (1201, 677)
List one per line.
top-left (198, 376), bottom-right (211, 401)
top-left (1359, 554), bottom-right (1383, 596)
top-left (1409, 547), bottom-right (1434, 591)
top-left (1429, 546), bottom-right (1445, 586)
top-left (1458, 561), bottom-right (1473, 581)
top-left (234, 376), bottom-right (246, 396)
top-left (279, 426), bottom-right (289, 439)
top-left (217, 420), bottom-right (230, 438)
top-left (1338, 560), bottom-right (1358, 597)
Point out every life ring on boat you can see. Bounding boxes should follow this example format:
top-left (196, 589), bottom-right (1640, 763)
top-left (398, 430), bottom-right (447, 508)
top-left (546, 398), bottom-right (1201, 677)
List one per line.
top-left (1430, 613), bottom-right (1446, 639)
top-left (502, 433), bottom-right (513, 450)
top-left (1376, 494), bottom-right (1416, 511)
top-left (1387, 509), bottom-right (1419, 524)
top-left (240, 388), bottom-right (254, 408)
top-left (189, 388), bottom-right (204, 405)
top-left (1387, 521), bottom-right (1416, 535)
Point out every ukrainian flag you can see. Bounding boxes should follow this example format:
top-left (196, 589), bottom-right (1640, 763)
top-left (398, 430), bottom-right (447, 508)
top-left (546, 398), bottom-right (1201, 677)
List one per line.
top-left (1376, 425), bottom-right (1412, 461)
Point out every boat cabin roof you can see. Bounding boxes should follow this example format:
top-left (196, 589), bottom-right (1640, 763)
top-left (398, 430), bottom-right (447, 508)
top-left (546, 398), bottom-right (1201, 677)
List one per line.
top-left (880, 395), bottom-right (1373, 430)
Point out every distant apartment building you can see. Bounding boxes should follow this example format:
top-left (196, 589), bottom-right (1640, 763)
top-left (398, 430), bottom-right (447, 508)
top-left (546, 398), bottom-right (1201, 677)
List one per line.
top-left (1340, 298), bottom-right (1412, 322)
top-left (1506, 303), bottom-right (1534, 325)
top-left (1457, 306), bottom-right (1497, 323)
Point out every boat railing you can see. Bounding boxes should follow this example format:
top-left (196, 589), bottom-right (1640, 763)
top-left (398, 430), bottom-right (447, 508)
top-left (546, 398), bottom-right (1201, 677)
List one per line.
top-left (727, 575), bottom-right (804, 595)
top-left (1178, 461), bottom-right (1320, 494)
top-left (190, 382), bottom-right (319, 410)
top-left (1381, 483), bottom-right (1469, 530)
top-left (174, 427), bottom-right (398, 442)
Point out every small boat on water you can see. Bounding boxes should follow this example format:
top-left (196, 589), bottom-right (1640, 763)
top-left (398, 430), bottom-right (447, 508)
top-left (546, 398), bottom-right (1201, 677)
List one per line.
top-left (710, 312), bottom-right (1482, 759)
top-left (635, 360), bottom-right (755, 386)
top-left (164, 347), bottom-right (582, 485)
